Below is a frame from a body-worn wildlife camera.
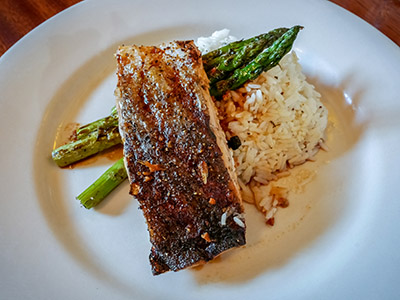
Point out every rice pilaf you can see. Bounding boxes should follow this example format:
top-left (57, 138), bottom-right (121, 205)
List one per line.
top-left (197, 30), bottom-right (328, 224)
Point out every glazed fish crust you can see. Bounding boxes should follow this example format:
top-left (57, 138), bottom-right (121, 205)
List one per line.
top-left (115, 40), bottom-right (245, 275)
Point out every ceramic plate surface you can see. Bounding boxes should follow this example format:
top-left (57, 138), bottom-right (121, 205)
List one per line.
top-left (1, 0), bottom-right (399, 299)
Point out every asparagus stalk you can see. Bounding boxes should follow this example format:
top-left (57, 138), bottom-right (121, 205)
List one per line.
top-left (75, 114), bottom-right (119, 140)
top-left (204, 27), bottom-right (289, 85)
top-left (52, 126), bottom-right (121, 167)
top-left (75, 106), bottom-right (118, 139)
top-left (209, 26), bottom-right (302, 98)
top-left (202, 28), bottom-right (286, 65)
top-left (76, 158), bottom-right (127, 209)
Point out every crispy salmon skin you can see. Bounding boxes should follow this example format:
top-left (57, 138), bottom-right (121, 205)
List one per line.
top-left (115, 40), bottom-right (245, 275)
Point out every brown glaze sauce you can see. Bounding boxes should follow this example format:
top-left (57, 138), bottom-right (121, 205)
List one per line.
top-left (68, 144), bottom-right (123, 169)
top-left (55, 122), bottom-right (80, 148)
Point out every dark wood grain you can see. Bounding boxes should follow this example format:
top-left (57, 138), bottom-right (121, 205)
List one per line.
top-left (330, 0), bottom-right (400, 46)
top-left (0, 0), bottom-right (399, 57)
top-left (0, 0), bottom-right (82, 56)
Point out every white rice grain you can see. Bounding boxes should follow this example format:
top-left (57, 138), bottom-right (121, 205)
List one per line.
top-left (220, 212), bottom-right (227, 226)
top-left (197, 32), bottom-right (328, 222)
top-left (233, 216), bottom-right (245, 228)
top-left (218, 52), bottom-right (328, 220)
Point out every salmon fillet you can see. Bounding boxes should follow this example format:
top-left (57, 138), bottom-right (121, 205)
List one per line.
top-left (115, 40), bottom-right (246, 275)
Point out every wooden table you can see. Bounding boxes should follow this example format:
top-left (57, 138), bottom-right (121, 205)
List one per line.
top-left (0, 0), bottom-right (399, 56)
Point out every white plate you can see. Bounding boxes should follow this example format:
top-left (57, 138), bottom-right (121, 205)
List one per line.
top-left (1, 0), bottom-right (400, 299)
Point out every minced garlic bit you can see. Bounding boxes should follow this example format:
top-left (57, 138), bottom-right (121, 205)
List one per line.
top-left (198, 161), bottom-right (208, 184)
top-left (220, 211), bottom-right (227, 226)
top-left (201, 232), bottom-right (211, 242)
top-left (144, 176), bottom-right (153, 182)
top-left (139, 160), bottom-right (165, 172)
top-left (131, 183), bottom-right (140, 195)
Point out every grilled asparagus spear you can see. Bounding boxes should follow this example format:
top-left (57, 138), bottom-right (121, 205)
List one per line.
top-left (52, 107), bottom-right (119, 167)
top-left (76, 158), bottom-right (127, 209)
top-left (202, 27), bottom-right (286, 65)
top-left (75, 109), bottom-right (118, 140)
top-left (52, 127), bottom-right (121, 168)
top-left (210, 25), bottom-right (302, 97)
top-left (204, 27), bottom-right (289, 85)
